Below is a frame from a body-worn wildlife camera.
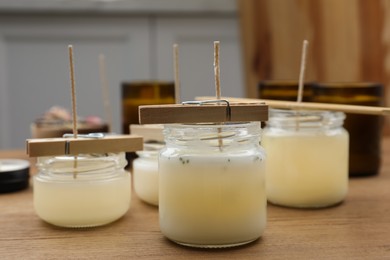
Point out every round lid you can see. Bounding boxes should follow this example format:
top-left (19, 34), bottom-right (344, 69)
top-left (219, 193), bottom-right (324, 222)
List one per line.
top-left (0, 159), bottom-right (30, 193)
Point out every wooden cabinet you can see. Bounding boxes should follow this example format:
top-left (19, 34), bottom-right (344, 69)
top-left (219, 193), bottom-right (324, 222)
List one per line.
top-left (155, 17), bottom-right (243, 102)
top-left (0, 11), bottom-right (241, 149)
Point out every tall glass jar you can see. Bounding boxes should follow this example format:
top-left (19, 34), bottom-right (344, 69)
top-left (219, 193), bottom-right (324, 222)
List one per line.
top-left (262, 109), bottom-right (349, 208)
top-left (159, 122), bottom-right (266, 248)
top-left (34, 153), bottom-right (131, 228)
top-left (133, 142), bottom-right (164, 206)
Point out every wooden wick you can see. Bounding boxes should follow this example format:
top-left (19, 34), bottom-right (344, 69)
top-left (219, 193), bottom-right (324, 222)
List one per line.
top-left (68, 45), bottom-right (78, 138)
top-left (296, 40), bottom-right (309, 130)
top-left (99, 54), bottom-right (113, 132)
top-left (297, 40), bottom-right (309, 103)
top-left (214, 41), bottom-right (221, 100)
top-left (68, 45), bottom-right (78, 177)
top-left (173, 44), bottom-right (181, 104)
top-left (214, 41), bottom-right (223, 150)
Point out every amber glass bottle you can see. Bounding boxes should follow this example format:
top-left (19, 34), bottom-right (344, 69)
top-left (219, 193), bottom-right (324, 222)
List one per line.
top-left (258, 80), bottom-right (313, 101)
top-left (122, 81), bottom-right (175, 165)
top-left (312, 82), bottom-right (384, 177)
top-left (121, 81), bottom-right (175, 134)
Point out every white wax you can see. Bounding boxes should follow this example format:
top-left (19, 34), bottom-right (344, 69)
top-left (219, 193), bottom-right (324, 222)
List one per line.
top-left (159, 154), bottom-right (266, 247)
top-left (34, 172), bottom-right (131, 227)
top-left (262, 131), bottom-right (349, 208)
top-left (133, 157), bottom-right (159, 206)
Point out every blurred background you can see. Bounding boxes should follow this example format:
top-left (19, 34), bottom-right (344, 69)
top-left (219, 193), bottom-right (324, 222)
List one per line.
top-left (1, 0), bottom-right (390, 149)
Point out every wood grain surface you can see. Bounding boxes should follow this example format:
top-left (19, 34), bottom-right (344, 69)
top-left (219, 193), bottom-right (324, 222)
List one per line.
top-left (1, 141), bottom-right (390, 259)
top-left (239, 0), bottom-right (388, 98)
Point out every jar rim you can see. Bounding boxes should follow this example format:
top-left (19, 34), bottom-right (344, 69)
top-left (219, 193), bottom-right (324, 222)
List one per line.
top-left (36, 152), bottom-right (127, 181)
top-left (267, 108), bottom-right (345, 128)
top-left (163, 122), bottom-right (260, 129)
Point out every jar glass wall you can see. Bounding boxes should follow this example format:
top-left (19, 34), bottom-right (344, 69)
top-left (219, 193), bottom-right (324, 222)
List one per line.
top-left (34, 153), bottom-right (131, 228)
top-left (159, 122), bottom-right (266, 248)
top-left (262, 109), bottom-right (349, 208)
top-left (133, 143), bottom-right (164, 206)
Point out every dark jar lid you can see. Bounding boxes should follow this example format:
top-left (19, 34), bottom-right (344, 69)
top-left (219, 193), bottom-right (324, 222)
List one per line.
top-left (0, 159), bottom-right (30, 193)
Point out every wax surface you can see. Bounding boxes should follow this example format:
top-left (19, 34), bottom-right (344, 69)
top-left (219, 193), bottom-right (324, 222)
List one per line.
top-left (34, 172), bottom-right (131, 227)
top-left (159, 153), bottom-right (266, 247)
top-left (262, 131), bottom-right (349, 208)
top-left (133, 157), bottom-right (159, 206)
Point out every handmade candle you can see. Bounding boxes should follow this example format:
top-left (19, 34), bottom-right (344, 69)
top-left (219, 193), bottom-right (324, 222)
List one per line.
top-left (133, 143), bottom-right (163, 206)
top-left (34, 152), bottom-right (131, 227)
top-left (131, 124), bottom-right (164, 206)
top-left (262, 109), bottom-right (349, 208)
top-left (159, 122), bottom-right (266, 248)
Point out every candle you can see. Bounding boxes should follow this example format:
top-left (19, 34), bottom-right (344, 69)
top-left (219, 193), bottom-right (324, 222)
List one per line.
top-left (159, 122), bottom-right (266, 248)
top-left (131, 124), bottom-right (164, 206)
top-left (262, 109), bottom-right (349, 208)
top-left (133, 144), bottom-right (162, 206)
top-left (33, 153), bottom-right (131, 227)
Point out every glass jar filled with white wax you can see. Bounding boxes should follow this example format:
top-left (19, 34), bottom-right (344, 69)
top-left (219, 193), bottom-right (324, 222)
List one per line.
top-left (262, 109), bottom-right (349, 208)
top-left (133, 142), bottom-right (164, 206)
top-left (34, 153), bottom-right (131, 228)
top-left (159, 122), bottom-right (266, 248)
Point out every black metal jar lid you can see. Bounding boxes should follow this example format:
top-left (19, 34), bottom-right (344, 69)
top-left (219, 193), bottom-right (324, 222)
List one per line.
top-left (0, 159), bottom-right (30, 193)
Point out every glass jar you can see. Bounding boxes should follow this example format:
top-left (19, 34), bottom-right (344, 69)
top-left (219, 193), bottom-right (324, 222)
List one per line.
top-left (262, 109), bottom-right (349, 208)
top-left (133, 142), bottom-right (164, 206)
top-left (159, 122), bottom-right (266, 248)
top-left (34, 153), bottom-right (131, 228)
top-left (312, 82), bottom-right (384, 176)
top-left (121, 81), bottom-right (175, 134)
top-left (258, 80), bottom-right (313, 101)
top-left (122, 81), bottom-right (175, 165)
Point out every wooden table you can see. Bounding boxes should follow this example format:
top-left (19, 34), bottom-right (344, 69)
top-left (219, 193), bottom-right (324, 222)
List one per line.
top-left (1, 141), bottom-right (390, 259)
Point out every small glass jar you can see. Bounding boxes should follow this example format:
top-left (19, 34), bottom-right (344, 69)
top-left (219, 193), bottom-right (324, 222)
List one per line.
top-left (34, 153), bottom-right (131, 228)
top-left (262, 109), bottom-right (349, 208)
top-left (133, 142), bottom-right (164, 206)
top-left (258, 80), bottom-right (313, 101)
top-left (159, 122), bottom-right (266, 248)
top-left (312, 82), bottom-right (384, 176)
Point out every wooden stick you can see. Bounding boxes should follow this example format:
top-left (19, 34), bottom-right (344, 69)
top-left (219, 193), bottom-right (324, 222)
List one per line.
top-left (197, 96), bottom-right (390, 116)
top-left (297, 40), bottom-right (309, 103)
top-left (214, 41), bottom-right (221, 100)
top-left (173, 44), bottom-right (181, 104)
top-left (68, 45), bottom-right (78, 138)
top-left (26, 135), bottom-right (144, 157)
top-left (296, 40), bottom-right (309, 130)
top-left (99, 54), bottom-right (113, 132)
top-left (139, 103), bottom-right (268, 124)
top-left (68, 45), bottom-right (78, 177)
top-left (214, 41), bottom-right (223, 150)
